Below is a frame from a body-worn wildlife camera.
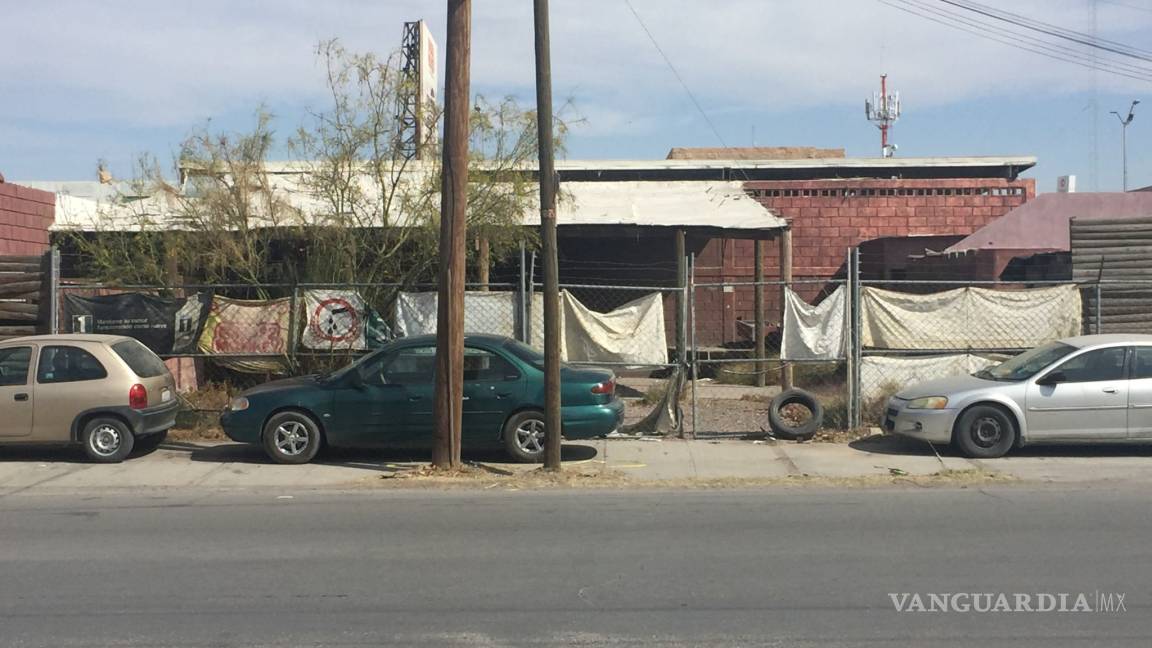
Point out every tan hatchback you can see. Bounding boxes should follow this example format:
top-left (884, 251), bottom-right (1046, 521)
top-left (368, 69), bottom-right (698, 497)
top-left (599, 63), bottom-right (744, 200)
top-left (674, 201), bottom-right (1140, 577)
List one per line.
top-left (0, 334), bottom-right (179, 462)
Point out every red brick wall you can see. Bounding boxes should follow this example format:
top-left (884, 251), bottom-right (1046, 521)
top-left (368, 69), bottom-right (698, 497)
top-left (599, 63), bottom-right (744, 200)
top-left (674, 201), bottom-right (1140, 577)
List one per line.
top-left (693, 177), bottom-right (1036, 346)
top-left (0, 182), bottom-right (54, 255)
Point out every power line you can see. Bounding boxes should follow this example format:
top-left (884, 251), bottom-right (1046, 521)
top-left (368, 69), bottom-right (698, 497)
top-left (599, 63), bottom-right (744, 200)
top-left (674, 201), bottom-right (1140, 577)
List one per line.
top-left (899, 0), bottom-right (1152, 78)
top-left (937, 0), bottom-right (1152, 62)
top-left (1100, 0), bottom-right (1152, 14)
top-left (878, 0), bottom-right (1152, 82)
top-left (622, 0), bottom-right (729, 147)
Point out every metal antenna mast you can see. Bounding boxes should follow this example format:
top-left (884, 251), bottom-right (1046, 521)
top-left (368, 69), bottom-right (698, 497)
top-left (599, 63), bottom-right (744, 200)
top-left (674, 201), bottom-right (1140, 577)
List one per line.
top-left (865, 74), bottom-right (901, 158)
top-left (395, 21), bottom-right (422, 160)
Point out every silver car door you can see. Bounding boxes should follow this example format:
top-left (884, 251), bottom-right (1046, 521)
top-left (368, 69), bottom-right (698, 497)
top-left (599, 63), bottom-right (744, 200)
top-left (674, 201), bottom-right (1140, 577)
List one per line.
top-left (1025, 346), bottom-right (1129, 441)
top-left (1127, 346), bottom-right (1152, 439)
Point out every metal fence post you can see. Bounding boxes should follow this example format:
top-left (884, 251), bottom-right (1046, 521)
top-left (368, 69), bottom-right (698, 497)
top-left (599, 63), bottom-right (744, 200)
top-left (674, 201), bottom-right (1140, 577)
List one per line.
top-left (519, 242), bottom-right (528, 342)
top-left (689, 253), bottom-right (697, 439)
top-left (49, 247), bottom-right (60, 334)
top-left (848, 247), bottom-right (862, 430)
top-left (1094, 282), bottom-right (1102, 334)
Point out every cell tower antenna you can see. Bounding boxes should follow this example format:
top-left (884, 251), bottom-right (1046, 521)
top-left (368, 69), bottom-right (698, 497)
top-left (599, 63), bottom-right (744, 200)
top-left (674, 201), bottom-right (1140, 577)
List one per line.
top-left (865, 74), bottom-right (901, 158)
top-left (394, 21), bottom-right (422, 160)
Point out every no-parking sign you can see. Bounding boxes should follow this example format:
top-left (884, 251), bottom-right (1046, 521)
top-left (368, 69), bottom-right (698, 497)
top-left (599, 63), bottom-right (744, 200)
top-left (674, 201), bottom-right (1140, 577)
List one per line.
top-left (301, 290), bottom-right (389, 350)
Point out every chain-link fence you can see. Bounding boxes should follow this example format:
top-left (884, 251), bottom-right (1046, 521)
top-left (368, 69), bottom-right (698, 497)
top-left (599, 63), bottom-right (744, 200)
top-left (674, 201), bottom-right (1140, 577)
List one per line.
top-left (688, 277), bottom-right (848, 438)
top-left (56, 244), bottom-right (1150, 437)
top-left (57, 278), bottom-right (686, 427)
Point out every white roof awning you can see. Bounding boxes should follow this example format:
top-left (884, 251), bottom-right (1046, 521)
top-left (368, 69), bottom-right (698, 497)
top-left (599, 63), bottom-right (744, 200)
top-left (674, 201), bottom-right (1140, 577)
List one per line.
top-left (528, 181), bottom-right (785, 231)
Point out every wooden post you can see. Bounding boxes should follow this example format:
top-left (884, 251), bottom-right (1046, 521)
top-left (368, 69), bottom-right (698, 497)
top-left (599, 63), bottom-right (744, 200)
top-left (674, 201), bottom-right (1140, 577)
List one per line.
top-left (754, 239), bottom-right (765, 387)
top-left (432, 0), bottom-right (471, 470)
top-left (779, 226), bottom-right (794, 390)
top-left (477, 235), bottom-right (490, 291)
top-left (535, 0), bottom-right (562, 471)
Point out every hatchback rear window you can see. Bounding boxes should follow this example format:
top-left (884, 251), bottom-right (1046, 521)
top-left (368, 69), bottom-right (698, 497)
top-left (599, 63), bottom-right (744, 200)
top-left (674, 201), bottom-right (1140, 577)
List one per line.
top-left (112, 340), bottom-right (169, 378)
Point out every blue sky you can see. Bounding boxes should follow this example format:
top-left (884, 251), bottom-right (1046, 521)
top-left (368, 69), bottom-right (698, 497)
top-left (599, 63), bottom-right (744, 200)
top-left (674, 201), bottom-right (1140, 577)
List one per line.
top-left (2, 0), bottom-right (1149, 192)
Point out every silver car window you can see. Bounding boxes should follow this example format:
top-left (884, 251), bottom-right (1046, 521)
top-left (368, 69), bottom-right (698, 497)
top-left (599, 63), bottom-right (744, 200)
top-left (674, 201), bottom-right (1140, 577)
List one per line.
top-left (1054, 347), bottom-right (1127, 383)
top-left (1133, 347), bottom-right (1152, 380)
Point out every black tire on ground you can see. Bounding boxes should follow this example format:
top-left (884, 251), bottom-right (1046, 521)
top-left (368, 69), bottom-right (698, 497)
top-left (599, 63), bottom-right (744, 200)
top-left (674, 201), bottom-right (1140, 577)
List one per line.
top-left (262, 411), bottom-right (323, 465)
top-left (953, 404), bottom-right (1016, 459)
top-left (81, 417), bottom-right (135, 463)
top-left (767, 389), bottom-right (824, 441)
top-left (131, 429), bottom-right (168, 456)
top-left (503, 410), bottom-right (547, 463)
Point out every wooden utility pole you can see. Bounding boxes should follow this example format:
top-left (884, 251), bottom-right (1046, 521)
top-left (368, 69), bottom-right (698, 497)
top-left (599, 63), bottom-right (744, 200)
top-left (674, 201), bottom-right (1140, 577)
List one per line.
top-left (432, 0), bottom-right (471, 470)
top-left (779, 226), bottom-right (794, 390)
top-left (535, 0), bottom-right (562, 471)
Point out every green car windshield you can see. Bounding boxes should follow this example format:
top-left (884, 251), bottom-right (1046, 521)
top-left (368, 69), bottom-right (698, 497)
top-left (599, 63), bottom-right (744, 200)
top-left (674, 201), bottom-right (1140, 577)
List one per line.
top-left (975, 341), bottom-right (1076, 382)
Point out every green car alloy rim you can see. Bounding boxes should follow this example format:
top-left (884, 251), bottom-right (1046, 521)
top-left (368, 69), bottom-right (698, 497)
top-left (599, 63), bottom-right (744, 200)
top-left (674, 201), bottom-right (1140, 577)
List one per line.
top-left (274, 420), bottom-right (312, 456)
top-left (515, 418), bottom-right (545, 455)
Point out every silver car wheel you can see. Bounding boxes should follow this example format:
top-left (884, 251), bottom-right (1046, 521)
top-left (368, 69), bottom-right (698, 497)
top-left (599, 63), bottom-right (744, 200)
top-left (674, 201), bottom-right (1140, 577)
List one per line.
top-left (971, 416), bottom-right (1003, 448)
top-left (91, 424), bottom-right (123, 456)
top-left (515, 418), bottom-right (545, 454)
top-left (274, 421), bottom-right (311, 456)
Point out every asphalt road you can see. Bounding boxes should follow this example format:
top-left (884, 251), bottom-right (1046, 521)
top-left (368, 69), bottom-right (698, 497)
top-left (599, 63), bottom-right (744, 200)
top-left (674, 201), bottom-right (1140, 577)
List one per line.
top-left (1, 486), bottom-right (1149, 647)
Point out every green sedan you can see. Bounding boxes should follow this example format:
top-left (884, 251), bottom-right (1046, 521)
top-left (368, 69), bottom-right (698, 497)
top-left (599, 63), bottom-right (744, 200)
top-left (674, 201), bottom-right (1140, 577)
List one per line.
top-left (220, 335), bottom-right (624, 464)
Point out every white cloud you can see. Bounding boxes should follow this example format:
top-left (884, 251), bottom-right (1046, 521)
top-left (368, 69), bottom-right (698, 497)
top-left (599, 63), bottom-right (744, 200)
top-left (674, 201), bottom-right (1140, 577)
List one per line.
top-left (1, 1), bottom-right (1149, 141)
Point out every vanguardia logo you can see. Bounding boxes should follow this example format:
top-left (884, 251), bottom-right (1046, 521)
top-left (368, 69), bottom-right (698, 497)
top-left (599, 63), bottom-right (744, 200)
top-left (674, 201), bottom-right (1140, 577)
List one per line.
top-left (889, 592), bottom-right (1127, 613)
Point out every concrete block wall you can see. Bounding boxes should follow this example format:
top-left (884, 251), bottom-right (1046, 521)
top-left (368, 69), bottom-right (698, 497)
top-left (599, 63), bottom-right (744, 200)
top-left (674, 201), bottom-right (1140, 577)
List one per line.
top-left (0, 181), bottom-right (55, 255)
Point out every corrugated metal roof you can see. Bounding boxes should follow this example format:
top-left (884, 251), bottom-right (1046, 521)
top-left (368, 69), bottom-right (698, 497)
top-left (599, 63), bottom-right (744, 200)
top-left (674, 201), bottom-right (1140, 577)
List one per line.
top-left (53, 179), bottom-right (785, 233)
top-left (946, 192), bottom-right (1152, 254)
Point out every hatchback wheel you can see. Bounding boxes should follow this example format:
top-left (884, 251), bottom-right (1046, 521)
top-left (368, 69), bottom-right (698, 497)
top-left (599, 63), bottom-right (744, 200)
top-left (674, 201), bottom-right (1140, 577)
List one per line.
top-left (503, 410), bottom-right (547, 463)
top-left (953, 405), bottom-right (1016, 459)
top-left (82, 417), bottom-right (135, 463)
top-left (262, 411), bottom-right (322, 464)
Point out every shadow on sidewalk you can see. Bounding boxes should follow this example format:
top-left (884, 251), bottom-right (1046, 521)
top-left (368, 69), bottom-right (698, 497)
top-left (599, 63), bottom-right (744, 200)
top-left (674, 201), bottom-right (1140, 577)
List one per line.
top-left (850, 434), bottom-right (954, 457)
top-left (851, 433), bottom-right (1152, 458)
top-left (157, 440), bottom-right (600, 472)
top-left (0, 445), bottom-right (89, 463)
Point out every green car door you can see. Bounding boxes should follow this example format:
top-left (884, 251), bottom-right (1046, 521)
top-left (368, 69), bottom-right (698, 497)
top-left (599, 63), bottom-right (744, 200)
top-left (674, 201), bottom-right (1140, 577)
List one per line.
top-left (379, 345), bottom-right (437, 445)
top-left (462, 346), bottom-right (525, 441)
top-left (329, 352), bottom-right (411, 446)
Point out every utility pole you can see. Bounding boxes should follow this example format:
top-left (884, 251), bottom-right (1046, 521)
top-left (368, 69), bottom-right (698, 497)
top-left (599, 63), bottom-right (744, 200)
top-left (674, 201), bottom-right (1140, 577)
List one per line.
top-left (534, 0), bottom-right (562, 471)
top-left (432, 0), bottom-right (471, 470)
top-left (1110, 101), bottom-right (1139, 191)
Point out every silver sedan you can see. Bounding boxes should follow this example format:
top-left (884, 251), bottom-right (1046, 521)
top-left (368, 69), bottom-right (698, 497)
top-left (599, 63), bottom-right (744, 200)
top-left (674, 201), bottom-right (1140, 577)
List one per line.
top-left (885, 334), bottom-right (1152, 458)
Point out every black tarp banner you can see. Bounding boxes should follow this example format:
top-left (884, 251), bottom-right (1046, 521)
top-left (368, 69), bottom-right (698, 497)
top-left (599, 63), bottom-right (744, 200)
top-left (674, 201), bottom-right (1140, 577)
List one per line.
top-left (63, 293), bottom-right (208, 354)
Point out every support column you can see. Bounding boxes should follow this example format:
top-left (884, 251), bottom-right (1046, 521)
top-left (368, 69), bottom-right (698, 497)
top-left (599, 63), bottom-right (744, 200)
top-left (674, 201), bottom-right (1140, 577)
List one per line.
top-left (779, 226), bottom-right (794, 390)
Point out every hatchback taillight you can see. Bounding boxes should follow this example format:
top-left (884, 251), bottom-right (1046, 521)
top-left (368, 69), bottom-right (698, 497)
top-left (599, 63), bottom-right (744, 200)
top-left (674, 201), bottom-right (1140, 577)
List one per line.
top-left (591, 379), bottom-right (615, 395)
top-left (129, 384), bottom-right (148, 410)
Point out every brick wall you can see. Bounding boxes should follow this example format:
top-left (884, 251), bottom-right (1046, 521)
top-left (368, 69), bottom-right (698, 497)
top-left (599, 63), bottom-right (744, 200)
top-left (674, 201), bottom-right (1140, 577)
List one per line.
top-left (693, 177), bottom-right (1036, 346)
top-left (0, 182), bottom-right (54, 255)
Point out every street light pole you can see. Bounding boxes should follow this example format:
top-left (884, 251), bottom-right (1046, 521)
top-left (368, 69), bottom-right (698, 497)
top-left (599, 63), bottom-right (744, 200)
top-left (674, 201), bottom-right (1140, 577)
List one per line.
top-left (1111, 100), bottom-right (1139, 192)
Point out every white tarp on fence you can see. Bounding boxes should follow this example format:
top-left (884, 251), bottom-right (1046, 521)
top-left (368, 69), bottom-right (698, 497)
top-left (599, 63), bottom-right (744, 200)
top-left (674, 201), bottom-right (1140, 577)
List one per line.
top-left (781, 285), bottom-right (847, 361)
top-left (860, 285), bottom-right (1082, 349)
top-left (394, 291), bottom-right (517, 338)
top-left (561, 292), bottom-right (667, 365)
top-left (860, 354), bottom-right (1002, 402)
top-left (395, 290), bottom-right (668, 365)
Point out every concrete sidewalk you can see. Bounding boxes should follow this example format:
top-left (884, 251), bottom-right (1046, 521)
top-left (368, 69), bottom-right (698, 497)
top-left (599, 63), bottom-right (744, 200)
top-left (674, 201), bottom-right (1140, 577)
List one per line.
top-left (2, 434), bottom-right (1151, 495)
